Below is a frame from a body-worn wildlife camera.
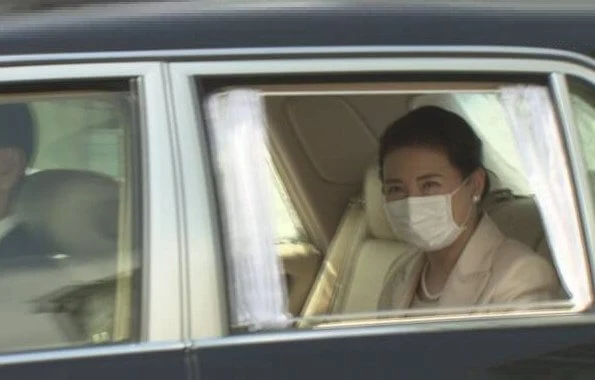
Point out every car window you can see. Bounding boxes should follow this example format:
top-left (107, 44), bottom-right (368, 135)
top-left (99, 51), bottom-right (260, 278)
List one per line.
top-left (568, 77), bottom-right (595, 174)
top-left (0, 87), bottom-right (139, 353)
top-left (30, 97), bottom-right (127, 178)
top-left (201, 79), bottom-right (587, 333)
top-left (567, 76), bottom-right (595, 235)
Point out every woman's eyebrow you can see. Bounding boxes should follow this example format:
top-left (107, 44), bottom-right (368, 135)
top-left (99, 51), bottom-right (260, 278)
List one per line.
top-left (417, 173), bottom-right (443, 180)
top-left (383, 178), bottom-right (403, 184)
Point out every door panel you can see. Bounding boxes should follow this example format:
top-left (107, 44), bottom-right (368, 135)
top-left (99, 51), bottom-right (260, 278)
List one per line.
top-left (0, 347), bottom-right (187, 380)
top-left (176, 55), bottom-right (595, 380)
top-left (0, 62), bottom-right (187, 376)
top-left (192, 322), bottom-right (595, 379)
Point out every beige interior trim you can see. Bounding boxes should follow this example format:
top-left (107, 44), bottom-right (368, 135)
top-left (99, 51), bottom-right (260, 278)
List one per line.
top-left (267, 97), bottom-right (358, 249)
top-left (264, 92), bottom-right (406, 249)
top-left (267, 126), bottom-right (331, 249)
top-left (279, 243), bottom-right (322, 316)
top-left (283, 97), bottom-right (377, 185)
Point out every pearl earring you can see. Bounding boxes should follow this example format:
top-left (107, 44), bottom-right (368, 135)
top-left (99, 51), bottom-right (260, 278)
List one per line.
top-left (473, 195), bottom-right (480, 203)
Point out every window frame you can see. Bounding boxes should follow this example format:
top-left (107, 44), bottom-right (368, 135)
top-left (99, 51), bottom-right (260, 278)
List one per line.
top-left (169, 51), bottom-right (595, 343)
top-left (0, 62), bottom-right (184, 364)
top-left (552, 73), bottom-right (595, 285)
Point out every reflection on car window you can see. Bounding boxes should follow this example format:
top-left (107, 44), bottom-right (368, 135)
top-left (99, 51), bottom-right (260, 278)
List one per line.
top-left (0, 88), bottom-right (139, 353)
top-left (32, 98), bottom-right (127, 178)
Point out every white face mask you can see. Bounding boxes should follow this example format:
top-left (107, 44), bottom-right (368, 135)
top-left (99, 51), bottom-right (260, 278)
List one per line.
top-left (383, 179), bottom-right (477, 251)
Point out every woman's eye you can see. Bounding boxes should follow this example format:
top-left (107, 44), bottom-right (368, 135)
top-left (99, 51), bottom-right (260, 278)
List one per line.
top-left (421, 182), bottom-right (441, 192)
top-left (385, 186), bottom-right (404, 195)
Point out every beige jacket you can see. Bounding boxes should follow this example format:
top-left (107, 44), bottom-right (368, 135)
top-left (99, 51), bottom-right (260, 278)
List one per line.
top-left (378, 215), bottom-right (561, 310)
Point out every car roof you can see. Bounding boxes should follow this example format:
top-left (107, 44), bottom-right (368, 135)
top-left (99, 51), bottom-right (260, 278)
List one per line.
top-left (0, 1), bottom-right (594, 57)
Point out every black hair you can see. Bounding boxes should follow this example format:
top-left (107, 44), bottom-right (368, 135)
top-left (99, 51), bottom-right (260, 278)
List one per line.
top-left (379, 106), bottom-right (490, 198)
top-left (0, 103), bottom-right (35, 163)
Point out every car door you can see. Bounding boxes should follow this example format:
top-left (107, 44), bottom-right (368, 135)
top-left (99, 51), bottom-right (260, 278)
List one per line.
top-left (0, 62), bottom-right (188, 379)
top-left (169, 49), bottom-right (595, 379)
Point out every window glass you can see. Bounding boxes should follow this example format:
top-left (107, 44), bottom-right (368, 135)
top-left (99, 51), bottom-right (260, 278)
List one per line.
top-left (204, 83), bottom-right (579, 333)
top-left (31, 96), bottom-right (128, 178)
top-left (0, 87), bottom-right (139, 353)
top-left (568, 77), bottom-right (595, 257)
top-left (568, 77), bottom-right (595, 174)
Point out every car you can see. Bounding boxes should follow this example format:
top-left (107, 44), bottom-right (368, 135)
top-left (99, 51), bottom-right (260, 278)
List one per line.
top-left (0, 1), bottom-right (594, 379)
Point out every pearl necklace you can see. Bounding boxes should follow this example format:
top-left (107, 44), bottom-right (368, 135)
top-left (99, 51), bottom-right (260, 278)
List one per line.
top-left (421, 262), bottom-right (441, 301)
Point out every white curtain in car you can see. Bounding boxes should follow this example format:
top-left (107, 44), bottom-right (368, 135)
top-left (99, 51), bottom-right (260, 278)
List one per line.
top-left (207, 89), bottom-right (289, 330)
top-left (500, 85), bottom-right (592, 309)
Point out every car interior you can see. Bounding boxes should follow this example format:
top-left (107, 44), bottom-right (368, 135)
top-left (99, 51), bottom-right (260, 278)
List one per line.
top-left (0, 94), bottom-right (132, 350)
top-left (13, 169), bottom-right (121, 341)
top-left (257, 82), bottom-right (568, 321)
top-left (1, 81), bottom-right (571, 346)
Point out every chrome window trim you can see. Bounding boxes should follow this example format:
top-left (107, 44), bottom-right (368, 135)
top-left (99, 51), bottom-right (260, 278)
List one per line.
top-left (169, 54), bottom-right (595, 343)
top-left (137, 63), bottom-right (185, 343)
top-left (196, 312), bottom-right (595, 349)
top-left (160, 65), bottom-right (192, 343)
top-left (550, 73), bottom-right (595, 294)
top-left (0, 342), bottom-right (184, 366)
top-left (0, 46), bottom-right (591, 69)
top-left (169, 61), bottom-right (228, 340)
top-left (170, 57), bottom-right (595, 77)
top-left (0, 63), bottom-right (183, 352)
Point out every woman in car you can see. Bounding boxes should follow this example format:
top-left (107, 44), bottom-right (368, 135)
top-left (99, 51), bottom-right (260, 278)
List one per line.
top-left (378, 106), bottom-right (560, 310)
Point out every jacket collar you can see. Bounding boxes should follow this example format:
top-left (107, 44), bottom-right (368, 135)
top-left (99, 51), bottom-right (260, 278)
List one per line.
top-left (450, 214), bottom-right (503, 277)
top-left (380, 251), bottom-right (425, 310)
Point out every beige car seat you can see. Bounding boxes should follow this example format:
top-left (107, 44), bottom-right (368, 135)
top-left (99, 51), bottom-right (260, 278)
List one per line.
top-left (301, 164), bottom-right (563, 322)
top-left (484, 191), bottom-right (552, 261)
top-left (279, 243), bottom-right (322, 316)
top-left (301, 165), bottom-right (416, 318)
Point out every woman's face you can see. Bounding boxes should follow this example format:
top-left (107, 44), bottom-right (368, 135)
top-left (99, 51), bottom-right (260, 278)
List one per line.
top-left (382, 146), bottom-right (483, 225)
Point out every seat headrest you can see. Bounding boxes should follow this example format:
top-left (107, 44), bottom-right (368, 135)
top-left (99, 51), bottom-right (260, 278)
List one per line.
top-left (486, 195), bottom-right (545, 252)
top-left (13, 169), bottom-right (120, 257)
top-left (363, 164), bottom-right (396, 240)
